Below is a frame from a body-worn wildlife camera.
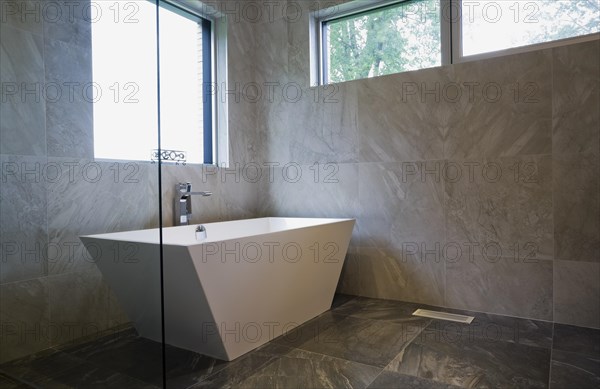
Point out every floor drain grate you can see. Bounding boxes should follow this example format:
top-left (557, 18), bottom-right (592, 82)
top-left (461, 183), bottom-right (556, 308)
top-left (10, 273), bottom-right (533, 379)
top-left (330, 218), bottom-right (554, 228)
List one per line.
top-left (412, 309), bottom-right (474, 324)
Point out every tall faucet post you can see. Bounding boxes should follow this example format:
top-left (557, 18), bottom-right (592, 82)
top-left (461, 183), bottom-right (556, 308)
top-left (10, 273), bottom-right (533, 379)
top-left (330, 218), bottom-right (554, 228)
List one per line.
top-left (174, 182), bottom-right (212, 226)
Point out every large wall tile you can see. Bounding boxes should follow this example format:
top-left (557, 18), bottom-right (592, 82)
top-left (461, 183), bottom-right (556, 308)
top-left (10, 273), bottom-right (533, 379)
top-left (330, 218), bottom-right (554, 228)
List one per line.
top-left (259, 162), bottom-right (359, 219)
top-left (356, 68), bottom-right (454, 163)
top-left (42, 1), bottom-right (91, 50)
top-left (0, 24), bottom-right (46, 156)
top-left (0, 0), bottom-right (44, 35)
top-left (289, 83), bottom-right (358, 164)
top-left (553, 152), bottom-right (599, 262)
top-left (47, 269), bottom-right (109, 347)
top-left (46, 159), bottom-right (157, 274)
top-left (446, 49), bottom-right (552, 159)
top-left (445, 155), bottom-right (553, 260)
top-left (43, 37), bottom-right (93, 158)
top-left (359, 246), bottom-right (445, 306)
top-left (554, 260), bottom-right (600, 329)
top-left (446, 257), bottom-right (553, 320)
top-left (0, 154), bottom-right (48, 283)
top-left (552, 40), bottom-right (600, 155)
top-left (0, 278), bottom-right (50, 363)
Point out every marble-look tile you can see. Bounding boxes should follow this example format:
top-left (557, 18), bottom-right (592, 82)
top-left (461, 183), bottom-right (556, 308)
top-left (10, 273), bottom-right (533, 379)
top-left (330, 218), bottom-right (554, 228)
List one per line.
top-left (47, 270), bottom-right (109, 347)
top-left (292, 314), bottom-right (428, 368)
top-left (189, 342), bottom-right (292, 389)
top-left (237, 348), bottom-right (381, 389)
top-left (357, 68), bottom-right (454, 163)
top-left (0, 372), bottom-right (27, 389)
top-left (552, 40), bottom-right (600, 155)
top-left (43, 37), bottom-right (93, 159)
top-left (0, 349), bottom-right (85, 384)
top-left (0, 24), bottom-right (46, 156)
top-left (359, 161), bottom-right (445, 254)
top-left (331, 297), bottom-right (433, 326)
top-left (42, 1), bottom-right (91, 50)
top-left (256, 94), bottom-right (292, 164)
top-left (553, 152), bottom-right (599, 262)
top-left (446, 257), bottom-right (553, 321)
top-left (228, 115), bottom-right (259, 166)
top-left (62, 330), bottom-right (164, 386)
top-left (445, 155), bottom-right (553, 260)
top-left (219, 166), bottom-right (259, 221)
top-left (553, 324), bottom-right (600, 357)
top-left (254, 17), bottom-right (288, 86)
top-left (358, 246), bottom-right (446, 306)
top-left (46, 159), bottom-right (157, 274)
top-left (0, 278), bottom-right (50, 363)
top-left (289, 83), bottom-right (359, 164)
top-left (34, 360), bottom-right (158, 389)
top-left (386, 329), bottom-right (551, 388)
top-left (274, 312), bottom-right (347, 349)
top-left (554, 260), bottom-right (600, 329)
top-left (336, 246), bottom-right (361, 296)
top-left (424, 309), bottom-right (554, 350)
top-left (107, 286), bottom-right (130, 329)
top-left (0, 154), bottom-right (48, 283)
top-left (446, 49), bottom-right (552, 159)
top-left (258, 84), bottom-right (358, 165)
top-left (259, 162), bottom-right (359, 219)
top-left (331, 293), bottom-right (357, 309)
top-left (367, 370), bottom-right (460, 389)
top-left (0, 0), bottom-right (44, 35)
top-left (550, 350), bottom-right (600, 389)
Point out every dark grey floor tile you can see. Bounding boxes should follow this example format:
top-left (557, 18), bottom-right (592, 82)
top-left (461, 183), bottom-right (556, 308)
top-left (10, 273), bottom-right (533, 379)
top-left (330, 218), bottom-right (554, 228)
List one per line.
top-left (34, 361), bottom-right (159, 389)
top-left (274, 312), bottom-right (347, 349)
top-left (0, 372), bottom-right (34, 389)
top-left (553, 324), bottom-right (600, 357)
top-left (189, 342), bottom-right (293, 389)
top-left (424, 310), bottom-right (553, 349)
top-left (236, 348), bottom-right (381, 389)
top-left (331, 297), bottom-right (434, 326)
top-left (550, 350), bottom-right (600, 389)
top-left (164, 343), bottom-right (230, 389)
top-left (332, 293), bottom-right (358, 309)
top-left (0, 349), bottom-right (85, 385)
top-left (386, 329), bottom-right (551, 388)
top-left (367, 370), bottom-right (460, 389)
top-left (293, 315), bottom-right (427, 368)
top-left (63, 334), bottom-right (164, 386)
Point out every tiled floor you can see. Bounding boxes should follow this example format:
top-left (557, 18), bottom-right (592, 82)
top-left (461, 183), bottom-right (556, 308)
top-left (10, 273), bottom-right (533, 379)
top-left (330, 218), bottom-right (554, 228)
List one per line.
top-left (1, 295), bottom-right (599, 388)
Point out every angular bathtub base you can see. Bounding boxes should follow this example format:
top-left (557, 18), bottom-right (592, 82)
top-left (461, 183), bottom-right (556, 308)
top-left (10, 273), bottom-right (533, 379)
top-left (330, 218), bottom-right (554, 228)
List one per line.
top-left (81, 217), bottom-right (355, 361)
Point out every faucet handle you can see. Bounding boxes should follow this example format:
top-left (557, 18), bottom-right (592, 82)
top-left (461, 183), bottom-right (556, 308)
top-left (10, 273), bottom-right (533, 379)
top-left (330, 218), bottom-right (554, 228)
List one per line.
top-left (177, 182), bottom-right (192, 194)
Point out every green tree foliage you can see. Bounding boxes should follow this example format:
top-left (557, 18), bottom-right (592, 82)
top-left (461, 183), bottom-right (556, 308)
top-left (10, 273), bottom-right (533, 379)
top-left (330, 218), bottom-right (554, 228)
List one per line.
top-left (326, 0), bottom-right (441, 83)
top-left (326, 0), bottom-right (599, 84)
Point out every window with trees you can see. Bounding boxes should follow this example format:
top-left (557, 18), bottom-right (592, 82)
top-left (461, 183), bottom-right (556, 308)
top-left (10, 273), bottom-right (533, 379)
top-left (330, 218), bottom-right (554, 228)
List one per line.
top-left (315, 0), bottom-right (599, 85)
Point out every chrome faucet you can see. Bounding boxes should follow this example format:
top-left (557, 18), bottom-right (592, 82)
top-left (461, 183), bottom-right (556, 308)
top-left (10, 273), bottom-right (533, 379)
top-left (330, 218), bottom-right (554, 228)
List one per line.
top-left (174, 182), bottom-right (212, 226)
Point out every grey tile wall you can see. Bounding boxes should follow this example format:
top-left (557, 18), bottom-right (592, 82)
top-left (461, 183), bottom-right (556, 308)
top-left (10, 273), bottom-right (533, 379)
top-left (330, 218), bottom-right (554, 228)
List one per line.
top-left (253, 2), bottom-right (600, 329)
top-left (1, 0), bottom-right (598, 368)
top-left (0, 1), bottom-right (261, 364)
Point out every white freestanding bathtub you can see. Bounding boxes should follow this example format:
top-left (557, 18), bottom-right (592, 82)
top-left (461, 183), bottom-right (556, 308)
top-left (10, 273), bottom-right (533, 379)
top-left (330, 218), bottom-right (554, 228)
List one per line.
top-left (80, 217), bottom-right (354, 361)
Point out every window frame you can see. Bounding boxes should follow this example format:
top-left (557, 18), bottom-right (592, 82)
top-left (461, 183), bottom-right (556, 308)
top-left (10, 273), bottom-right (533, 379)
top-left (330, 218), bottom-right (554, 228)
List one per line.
top-left (310, 0), bottom-right (600, 86)
top-left (159, 0), bottom-right (229, 166)
top-left (311, 0), bottom-right (450, 86)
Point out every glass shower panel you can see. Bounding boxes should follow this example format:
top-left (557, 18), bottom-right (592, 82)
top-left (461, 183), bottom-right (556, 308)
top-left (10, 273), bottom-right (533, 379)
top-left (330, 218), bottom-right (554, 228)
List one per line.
top-left (0, 0), bottom-right (165, 386)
